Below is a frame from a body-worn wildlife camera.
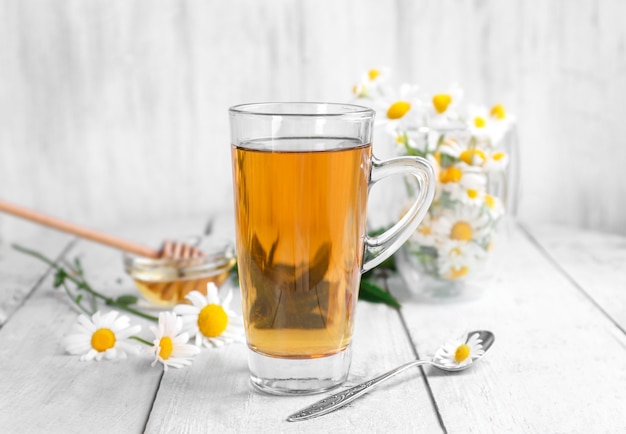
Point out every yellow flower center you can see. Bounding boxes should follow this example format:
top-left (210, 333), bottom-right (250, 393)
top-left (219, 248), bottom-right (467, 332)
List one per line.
top-left (467, 189), bottom-right (479, 199)
top-left (418, 225), bottom-right (432, 236)
top-left (448, 266), bottom-right (469, 280)
top-left (433, 94), bottom-right (452, 114)
top-left (485, 194), bottom-right (496, 209)
top-left (460, 149), bottom-right (486, 165)
top-left (387, 101), bottom-right (411, 119)
top-left (91, 328), bottom-right (116, 352)
top-left (450, 222), bottom-right (473, 241)
top-left (368, 69), bottom-right (380, 81)
top-left (490, 104), bottom-right (506, 119)
top-left (492, 151), bottom-right (506, 161)
top-left (474, 116), bottom-right (487, 128)
top-left (449, 247), bottom-right (462, 257)
top-left (158, 336), bottom-right (173, 360)
top-left (198, 304), bottom-right (228, 338)
top-left (454, 344), bottom-right (471, 362)
top-left (439, 167), bottom-right (463, 183)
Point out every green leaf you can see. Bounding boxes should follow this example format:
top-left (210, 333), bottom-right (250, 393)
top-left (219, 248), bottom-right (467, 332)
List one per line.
top-left (53, 268), bottom-right (67, 288)
top-left (115, 295), bottom-right (139, 306)
top-left (230, 261), bottom-right (239, 279)
top-left (439, 153), bottom-right (458, 168)
top-left (358, 279), bottom-right (401, 308)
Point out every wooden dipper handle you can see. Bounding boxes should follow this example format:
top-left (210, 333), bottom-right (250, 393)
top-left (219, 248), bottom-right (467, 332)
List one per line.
top-left (0, 199), bottom-right (161, 258)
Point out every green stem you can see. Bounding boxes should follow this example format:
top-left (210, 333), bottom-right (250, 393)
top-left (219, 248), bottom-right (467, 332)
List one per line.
top-left (130, 336), bottom-right (154, 346)
top-left (12, 244), bottom-right (158, 322)
top-left (79, 281), bottom-right (158, 322)
top-left (61, 281), bottom-right (93, 315)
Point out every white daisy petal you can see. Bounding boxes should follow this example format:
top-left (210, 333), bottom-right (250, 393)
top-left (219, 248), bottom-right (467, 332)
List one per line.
top-left (76, 315), bottom-right (97, 332)
top-left (173, 304), bottom-right (199, 316)
top-left (149, 311), bottom-right (201, 370)
top-left (185, 291), bottom-right (208, 308)
top-left (63, 311), bottom-right (142, 362)
top-left (174, 284), bottom-right (245, 351)
top-left (206, 284), bottom-right (220, 304)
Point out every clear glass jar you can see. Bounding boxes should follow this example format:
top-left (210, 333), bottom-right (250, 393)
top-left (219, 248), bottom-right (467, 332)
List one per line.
top-left (123, 236), bottom-right (236, 307)
top-left (395, 122), bottom-right (518, 301)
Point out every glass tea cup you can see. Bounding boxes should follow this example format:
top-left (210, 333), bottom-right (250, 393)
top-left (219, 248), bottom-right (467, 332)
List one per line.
top-left (229, 102), bottom-right (435, 395)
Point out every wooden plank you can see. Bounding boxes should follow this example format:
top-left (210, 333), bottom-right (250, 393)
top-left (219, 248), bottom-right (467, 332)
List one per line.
top-left (0, 232), bottom-right (73, 326)
top-left (524, 223), bottom-right (626, 333)
top-left (394, 223), bottom-right (626, 433)
top-left (145, 287), bottom-right (443, 433)
top-left (0, 217), bottom-right (213, 432)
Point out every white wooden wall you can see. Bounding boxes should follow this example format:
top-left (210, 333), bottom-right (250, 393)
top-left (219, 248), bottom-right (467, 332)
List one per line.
top-left (1, 0), bottom-right (625, 243)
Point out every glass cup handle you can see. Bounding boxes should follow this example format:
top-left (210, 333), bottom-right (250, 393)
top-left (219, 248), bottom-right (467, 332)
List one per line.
top-left (362, 156), bottom-right (436, 273)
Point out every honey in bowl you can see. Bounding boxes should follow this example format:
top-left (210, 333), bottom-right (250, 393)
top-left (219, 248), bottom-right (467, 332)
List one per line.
top-left (124, 237), bottom-right (236, 307)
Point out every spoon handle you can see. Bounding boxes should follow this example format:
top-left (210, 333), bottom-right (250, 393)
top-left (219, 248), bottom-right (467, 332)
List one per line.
top-left (287, 359), bottom-right (431, 422)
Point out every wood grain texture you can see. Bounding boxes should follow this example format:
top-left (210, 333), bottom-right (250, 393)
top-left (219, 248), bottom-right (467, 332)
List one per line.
top-left (395, 223), bottom-right (626, 433)
top-left (0, 233), bottom-right (163, 434)
top-left (145, 296), bottom-right (443, 433)
top-left (1, 0), bottom-right (625, 242)
top-left (0, 231), bottom-right (73, 326)
top-left (2, 216), bottom-right (626, 431)
top-left (525, 223), bottom-right (626, 332)
top-left (0, 216), bottom-right (443, 433)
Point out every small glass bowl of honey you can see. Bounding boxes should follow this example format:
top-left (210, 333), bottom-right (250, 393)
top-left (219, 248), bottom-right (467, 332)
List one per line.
top-left (123, 236), bottom-right (236, 307)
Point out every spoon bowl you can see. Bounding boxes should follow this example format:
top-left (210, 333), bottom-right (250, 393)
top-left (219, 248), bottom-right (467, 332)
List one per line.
top-left (287, 330), bottom-right (495, 422)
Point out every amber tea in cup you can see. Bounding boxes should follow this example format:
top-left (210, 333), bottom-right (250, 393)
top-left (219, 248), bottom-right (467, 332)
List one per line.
top-left (230, 102), bottom-right (435, 395)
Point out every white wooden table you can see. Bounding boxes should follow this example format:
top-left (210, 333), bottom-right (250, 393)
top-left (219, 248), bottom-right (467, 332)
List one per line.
top-left (1, 217), bottom-right (625, 433)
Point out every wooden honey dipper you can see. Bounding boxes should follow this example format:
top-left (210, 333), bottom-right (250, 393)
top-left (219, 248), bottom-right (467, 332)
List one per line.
top-left (0, 199), bottom-right (204, 259)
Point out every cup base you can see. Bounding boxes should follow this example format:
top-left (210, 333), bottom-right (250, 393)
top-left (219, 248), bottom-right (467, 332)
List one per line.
top-left (247, 346), bottom-right (352, 396)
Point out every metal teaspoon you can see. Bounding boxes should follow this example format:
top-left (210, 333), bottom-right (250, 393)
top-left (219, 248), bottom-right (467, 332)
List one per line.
top-left (287, 330), bottom-right (495, 422)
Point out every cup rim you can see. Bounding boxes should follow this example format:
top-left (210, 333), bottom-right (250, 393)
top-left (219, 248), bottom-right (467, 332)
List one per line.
top-left (229, 102), bottom-right (375, 118)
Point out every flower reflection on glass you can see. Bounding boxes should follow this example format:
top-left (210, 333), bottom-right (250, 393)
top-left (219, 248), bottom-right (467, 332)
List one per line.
top-left (434, 332), bottom-right (485, 368)
top-left (174, 283), bottom-right (245, 349)
top-left (63, 311), bottom-right (141, 361)
top-left (150, 311), bottom-right (201, 370)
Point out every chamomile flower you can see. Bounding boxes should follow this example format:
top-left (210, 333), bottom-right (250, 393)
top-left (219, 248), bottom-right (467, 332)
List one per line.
top-left (375, 84), bottom-right (425, 135)
top-left (484, 194), bottom-right (505, 221)
top-left (440, 166), bottom-right (487, 204)
top-left (436, 239), bottom-right (485, 280)
top-left (489, 103), bottom-right (507, 121)
top-left (434, 332), bottom-right (485, 368)
top-left (149, 311), bottom-right (201, 371)
top-left (489, 103), bottom-right (517, 144)
top-left (483, 150), bottom-right (509, 172)
top-left (63, 311), bottom-right (141, 361)
top-left (410, 214), bottom-right (436, 247)
top-left (352, 67), bottom-right (390, 98)
top-left (428, 84), bottom-right (464, 129)
top-left (432, 206), bottom-right (490, 243)
top-left (467, 105), bottom-right (493, 141)
top-left (459, 147), bottom-right (488, 167)
top-left (449, 184), bottom-right (486, 207)
top-left (173, 284), bottom-right (245, 349)
top-left (437, 137), bottom-right (465, 161)
top-left (362, 67), bottom-right (389, 87)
